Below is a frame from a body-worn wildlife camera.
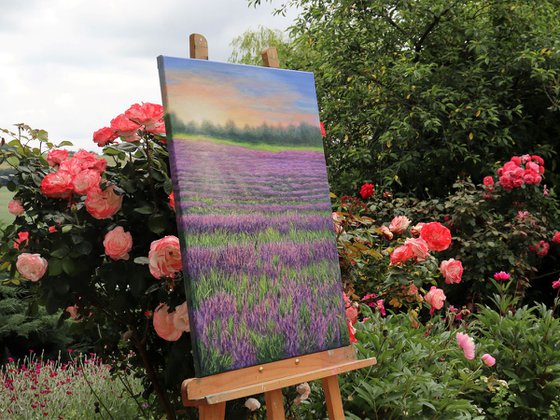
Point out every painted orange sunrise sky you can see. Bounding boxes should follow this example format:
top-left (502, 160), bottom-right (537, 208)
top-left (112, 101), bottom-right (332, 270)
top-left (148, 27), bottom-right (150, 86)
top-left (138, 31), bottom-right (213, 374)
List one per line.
top-left (159, 57), bottom-right (321, 128)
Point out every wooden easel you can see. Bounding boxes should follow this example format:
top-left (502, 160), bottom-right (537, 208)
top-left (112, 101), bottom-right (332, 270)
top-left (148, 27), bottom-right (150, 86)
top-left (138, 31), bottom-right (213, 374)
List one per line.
top-left (181, 34), bottom-right (377, 419)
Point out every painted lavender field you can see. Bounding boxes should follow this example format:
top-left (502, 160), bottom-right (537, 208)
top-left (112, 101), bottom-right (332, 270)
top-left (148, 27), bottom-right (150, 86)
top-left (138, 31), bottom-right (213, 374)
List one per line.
top-left (158, 57), bottom-right (349, 377)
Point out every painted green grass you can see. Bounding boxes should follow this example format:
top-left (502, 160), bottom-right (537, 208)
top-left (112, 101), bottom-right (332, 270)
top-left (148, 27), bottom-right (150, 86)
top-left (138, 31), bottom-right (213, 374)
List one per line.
top-left (0, 188), bottom-right (15, 226)
top-left (173, 133), bottom-right (324, 152)
top-left (184, 227), bottom-right (332, 248)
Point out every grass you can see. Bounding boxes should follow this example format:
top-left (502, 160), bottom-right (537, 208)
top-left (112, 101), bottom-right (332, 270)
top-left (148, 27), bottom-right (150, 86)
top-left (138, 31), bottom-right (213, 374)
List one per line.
top-left (173, 133), bottom-right (324, 152)
top-left (0, 188), bottom-right (15, 226)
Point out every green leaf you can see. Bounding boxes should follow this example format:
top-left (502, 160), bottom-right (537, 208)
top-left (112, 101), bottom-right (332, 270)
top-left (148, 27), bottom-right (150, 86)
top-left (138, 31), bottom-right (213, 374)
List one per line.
top-left (133, 205), bottom-right (153, 215)
top-left (57, 140), bottom-right (73, 147)
top-left (51, 245), bottom-right (70, 259)
top-left (48, 258), bottom-right (63, 276)
top-left (148, 214), bottom-right (168, 234)
top-left (134, 257), bottom-right (150, 265)
top-left (6, 156), bottom-right (20, 166)
top-left (61, 225), bottom-right (73, 234)
top-left (62, 258), bottom-right (79, 276)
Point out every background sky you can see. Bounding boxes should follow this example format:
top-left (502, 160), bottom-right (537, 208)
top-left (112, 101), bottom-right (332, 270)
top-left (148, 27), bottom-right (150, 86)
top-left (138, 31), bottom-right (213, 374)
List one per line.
top-left (161, 57), bottom-right (319, 128)
top-left (0, 0), bottom-right (296, 150)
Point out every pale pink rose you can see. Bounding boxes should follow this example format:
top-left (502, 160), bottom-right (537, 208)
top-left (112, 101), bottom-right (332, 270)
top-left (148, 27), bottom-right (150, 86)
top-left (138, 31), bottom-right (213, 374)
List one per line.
top-left (40, 171), bottom-right (74, 198)
top-left (389, 215), bottom-right (411, 234)
top-left (148, 236), bottom-right (182, 279)
top-left (110, 114), bottom-right (141, 140)
top-left (72, 169), bottom-right (101, 195)
top-left (124, 103), bottom-right (164, 129)
top-left (410, 223), bottom-right (425, 237)
top-left (93, 127), bottom-right (118, 147)
top-left (16, 253), bottom-right (48, 282)
top-left (244, 398), bottom-right (261, 411)
top-left (424, 286), bottom-right (446, 311)
top-left (85, 185), bottom-right (123, 219)
top-left (481, 353), bottom-right (496, 367)
top-left (103, 226), bottom-right (133, 261)
top-left (172, 302), bottom-right (190, 333)
top-left (379, 225), bottom-right (393, 240)
top-left (153, 303), bottom-right (183, 341)
top-left (147, 122), bottom-right (166, 135)
top-left (46, 149), bottom-right (69, 167)
top-left (294, 382), bottom-right (311, 405)
top-left (440, 258), bottom-right (464, 284)
top-left (456, 332), bottom-right (476, 360)
top-left (404, 237), bottom-right (429, 261)
top-left (66, 305), bottom-right (79, 319)
top-left (8, 199), bottom-right (24, 216)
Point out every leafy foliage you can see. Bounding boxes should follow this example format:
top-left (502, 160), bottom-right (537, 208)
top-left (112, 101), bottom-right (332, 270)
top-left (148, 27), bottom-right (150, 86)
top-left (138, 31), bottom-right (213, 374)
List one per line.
top-left (229, 25), bottom-right (292, 68)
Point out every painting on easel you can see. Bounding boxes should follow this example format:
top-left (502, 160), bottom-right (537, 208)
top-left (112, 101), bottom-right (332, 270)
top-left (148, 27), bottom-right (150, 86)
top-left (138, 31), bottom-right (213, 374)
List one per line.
top-left (158, 56), bottom-right (349, 377)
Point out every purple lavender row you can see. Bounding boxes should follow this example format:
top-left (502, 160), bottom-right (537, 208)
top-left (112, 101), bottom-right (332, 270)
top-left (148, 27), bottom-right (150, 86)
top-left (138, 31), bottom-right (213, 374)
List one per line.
top-left (186, 239), bottom-right (339, 280)
top-left (178, 192), bottom-right (329, 202)
top-left (179, 201), bottom-right (332, 213)
top-left (180, 213), bottom-right (333, 235)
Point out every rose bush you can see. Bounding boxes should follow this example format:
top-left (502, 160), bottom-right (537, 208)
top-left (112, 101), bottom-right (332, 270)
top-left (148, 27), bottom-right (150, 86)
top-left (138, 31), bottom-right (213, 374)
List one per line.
top-left (0, 111), bottom-right (193, 419)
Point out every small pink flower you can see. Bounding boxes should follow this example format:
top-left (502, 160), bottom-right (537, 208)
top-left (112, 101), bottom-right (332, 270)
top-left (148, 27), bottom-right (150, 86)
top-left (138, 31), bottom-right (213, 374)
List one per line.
top-left (552, 231), bottom-right (560, 244)
top-left (389, 216), bottom-right (411, 235)
top-left (440, 258), bottom-right (464, 284)
top-left (481, 353), bottom-right (496, 367)
top-left (425, 286), bottom-right (446, 311)
top-left (148, 236), bottom-right (182, 279)
top-left (456, 332), bottom-right (476, 360)
top-left (48, 226), bottom-right (57, 233)
top-left (65, 306), bottom-right (79, 319)
top-left (169, 192), bottom-right (175, 210)
top-left (13, 231), bottom-right (29, 250)
top-left (103, 226), bottom-right (133, 261)
top-left (8, 199), bottom-right (24, 216)
top-left (493, 271), bottom-right (510, 281)
top-left (379, 225), bottom-right (393, 240)
top-left (529, 240), bottom-right (550, 257)
top-left (244, 398), bottom-right (261, 411)
top-left (16, 253), bottom-right (48, 282)
top-left (552, 279), bottom-right (560, 289)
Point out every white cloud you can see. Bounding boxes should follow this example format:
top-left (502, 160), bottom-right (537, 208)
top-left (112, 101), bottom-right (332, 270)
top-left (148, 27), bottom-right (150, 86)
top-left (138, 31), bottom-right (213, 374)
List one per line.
top-left (0, 0), bottom-right (297, 150)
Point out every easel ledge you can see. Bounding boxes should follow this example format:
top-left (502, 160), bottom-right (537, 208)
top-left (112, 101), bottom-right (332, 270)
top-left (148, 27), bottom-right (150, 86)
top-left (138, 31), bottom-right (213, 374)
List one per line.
top-left (182, 345), bottom-right (376, 418)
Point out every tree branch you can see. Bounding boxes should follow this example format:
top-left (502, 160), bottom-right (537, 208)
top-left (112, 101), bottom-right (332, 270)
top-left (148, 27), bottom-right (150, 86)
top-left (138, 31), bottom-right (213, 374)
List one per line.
top-left (413, 1), bottom-right (461, 60)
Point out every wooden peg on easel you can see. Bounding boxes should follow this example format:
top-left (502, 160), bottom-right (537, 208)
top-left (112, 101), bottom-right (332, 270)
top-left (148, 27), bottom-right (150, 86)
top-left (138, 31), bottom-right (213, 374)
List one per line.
top-left (261, 47), bottom-right (280, 68)
top-left (190, 33), bottom-right (208, 60)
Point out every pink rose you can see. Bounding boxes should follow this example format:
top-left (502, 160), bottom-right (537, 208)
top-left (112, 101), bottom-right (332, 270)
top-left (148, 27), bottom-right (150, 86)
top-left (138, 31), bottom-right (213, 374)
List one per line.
top-left (85, 185), bottom-right (123, 219)
top-left (379, 225), bottom-right (393, 240)
top-left (345, 305), bottom-right (358, 325)
top-left (153, 302), bottom-right (189, 341)
top-left (420, 222), bottom-right (452, 252)
top-left (13, 231), bottom-right (29, 250)
top-left (456, 332), bottom-right (476, 360)
top-left (103, 226), bottom-right (133, 261)
top-left (66, 305), bottom-right (79, 319)
top-left (59, 158), bottom-right (83, 177)
top-left (148, 235), bottom-right (182, 279)
top-left (529, 240), bottom-right (549, 257)
top-left (424, 286), bottom-right (446, 311)
top-left (147, 122), bottom-right (166, 135)
top-left (440, 258), bottom-right (464, 284)
top-left (72, 150), bottom-right (107, 173)
top-left (169, 192), bottom-right (175, 210)
top-left (389, 215), bottom-right (411, 234)
top-left (552, 279), bottom-right (560, 289)
top-left (552, 231), bottom-right (560, 244)
top-left (124, 103), bottom-right (164, 129)
top-left (46, 149), bottom-right (69, 167)
top-left (40, 171), bottom-right (74, 198)
top-left (93, 127), bottom-right (118, 147)
top-left (481, 353), bottom-right (496, 367)
top-left (410, 223), bottom-right (425, 237)
top-left (404, 237), bottom-right (429, 261)
top-left (72, 169), bottom-right (101, 195)
top-left (110, 114), bottom-right (141, 141)
top-left (8, 199), bottom-right (24, 216)
top-left (16, 253), bottom-right (48, 282)
top-left (245, 398), bottom-right (261, 411)
top-left (493, 271), bottom-right (510, 281)
top-left (173, 302), bottom-right (190, 333)
top-left (483, 176), bottom-right (494, 187)
top-left (389, 244), bottom-right (414, 265)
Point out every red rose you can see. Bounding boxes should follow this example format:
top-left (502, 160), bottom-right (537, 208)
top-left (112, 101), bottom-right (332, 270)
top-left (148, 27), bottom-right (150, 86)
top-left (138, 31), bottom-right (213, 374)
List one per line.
top-left (552, 231), bottom-right (560, 244)
top-left (13, 231), bottom-right (29, 250)
top-left (420, 222), bottom-right (452, 252)
top-left (359, 183), bottom-right (374, 199)
top-left (320, 122), bottom-right (326, 137)
top-left (168, 192), bottom-right (175, 210)
top-left (124, 103), bottom-right (163, 129)
top-left (483, 176), bottom-right (494, 187)
top-left (390, 244), bottom-right (414, 265)
top-left (529, 240), bottom-right (550, 257)
top-left (40, 171), bottom-right (73, 198)
top-left (110, 114), bottom-right (141, 141)
top-left (93, 127), bottom-right (118, 147)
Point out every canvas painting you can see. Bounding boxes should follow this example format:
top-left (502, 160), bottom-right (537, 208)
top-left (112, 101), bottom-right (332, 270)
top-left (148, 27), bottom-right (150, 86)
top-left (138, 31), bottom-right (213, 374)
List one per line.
top-left (158, 56), bottom-right (349, 377)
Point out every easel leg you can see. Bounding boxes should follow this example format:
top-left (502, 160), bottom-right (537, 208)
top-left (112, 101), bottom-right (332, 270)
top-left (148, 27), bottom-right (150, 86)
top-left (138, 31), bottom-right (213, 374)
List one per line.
top-left (322, 375), bottom-right (345, 419)
top-left (198, 401), bottom-right (226, 419)
top-left (265, 388), bottom-right (286, 420)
